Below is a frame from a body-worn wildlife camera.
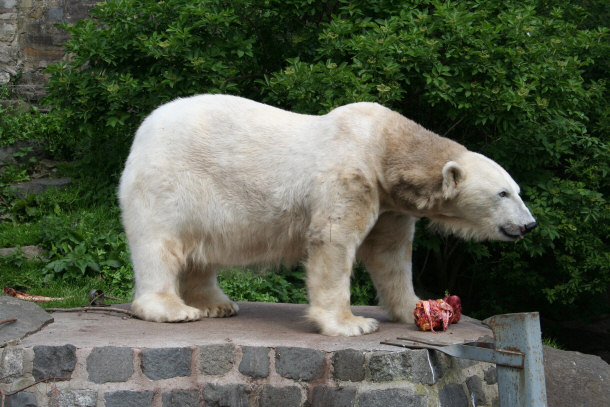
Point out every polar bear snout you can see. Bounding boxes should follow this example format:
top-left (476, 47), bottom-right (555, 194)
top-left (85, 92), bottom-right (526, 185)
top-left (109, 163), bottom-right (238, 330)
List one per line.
top-left (523, 221), bottom-right (537, 233)
top-left (500, 220), bottom-right (537, 240)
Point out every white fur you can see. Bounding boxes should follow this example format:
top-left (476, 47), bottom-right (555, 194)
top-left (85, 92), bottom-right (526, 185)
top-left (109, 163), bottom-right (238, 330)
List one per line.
top-left (119, 94), bottom-right (535, 336)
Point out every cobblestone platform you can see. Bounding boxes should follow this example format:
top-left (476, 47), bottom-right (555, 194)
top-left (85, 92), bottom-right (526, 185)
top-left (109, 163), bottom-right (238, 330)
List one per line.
top-left (1, 302), bottom-right (498, 407)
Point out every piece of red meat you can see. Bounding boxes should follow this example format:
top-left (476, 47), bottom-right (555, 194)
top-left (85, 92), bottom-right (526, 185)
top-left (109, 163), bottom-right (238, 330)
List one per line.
top-left (413, 295), bottom-right (462, 332)
top-left (443, 294), bottom-right (462, 324)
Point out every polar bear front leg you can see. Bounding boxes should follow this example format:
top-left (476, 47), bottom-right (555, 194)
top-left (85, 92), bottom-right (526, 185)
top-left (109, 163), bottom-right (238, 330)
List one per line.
top-left (305, 223), bottom-right (379, 337)
top-left (130, 239), bottom-right (203, 322)
top-left (306, 242), bottom-right (379, 336)
top-left (358, 213), bottom-right (420, 323)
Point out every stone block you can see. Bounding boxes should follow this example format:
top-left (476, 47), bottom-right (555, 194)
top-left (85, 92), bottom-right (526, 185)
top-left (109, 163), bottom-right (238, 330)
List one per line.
top-left (466, 375), bottom-right (486, 405)
top-left (544, 346), bottom-right (610, 407)
top-left (162, 390), bottom-right (200, 407)
top-left (0, 297), bottom-right (54, 347)
top-left (199, 344), bottom-right (235, 375)
top-left (204, 383), bottom-right (250, 407)
top-left (4, 392), bottom-right (38, 407)
top-left (484, 366), bottom-right (497, 384)
top-left (439, 384), bottom-right (468, 407)
top-left (367, 351), bottom-right (407, 382)
top-left (367, 349), bottom-right (444, 384)
top-left (275, 347), bottom-right (325, 381)
top-left (455, 357), bottom-right (479, 369)
top-left (259, 386), bottom-right (302, 407)
top-left (311, 386), bottom-right (356, 407)
top-left (1, 1), bottom-right (18, 10)
top-left (87, 346), bottom-right (133, 383)
top-left (141, 347), bottom-right (191, 380)
top-left (424, 349), bottom-right (451, 384)
top-left (10, 177), bottom-right (71, 198)
top-left (32, 344), bottom-right (76, 381)
top-left (47, 8), bottom-right (63, 22)
top-left (332, 349), bottom-right (365, 382)
top-left (239, 346), bottom-right (269, 378)
top-left (0, 347), bottom-right (23, 383)
top-left (357, 388), bottom-right (426, 407)
top-left (105, 391), bottom-right (153, 407)
top-left (48, 390), bottom-right (97, 407)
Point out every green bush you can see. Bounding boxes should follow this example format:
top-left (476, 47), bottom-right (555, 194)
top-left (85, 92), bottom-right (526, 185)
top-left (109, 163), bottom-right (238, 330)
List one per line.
top-left (43, 0), bottom-right (337, 176)
top-left (42, 0), bottom-right (609, 321)
top-left (264, 0), bottom-right (609, 319)
top-left (0, 84), bottom-right (65, 155)
top-left (219, 266), bottom-right (308, 303)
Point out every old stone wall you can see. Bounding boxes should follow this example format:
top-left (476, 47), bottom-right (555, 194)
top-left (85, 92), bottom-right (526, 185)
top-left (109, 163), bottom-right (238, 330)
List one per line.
top-left (1, 343), bottom-right (498, 407)
top-left (0, 0), bottom-right (97, 100)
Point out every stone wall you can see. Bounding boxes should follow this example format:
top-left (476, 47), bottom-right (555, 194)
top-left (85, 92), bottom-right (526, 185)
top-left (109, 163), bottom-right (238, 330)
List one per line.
top-left (1, 343), bottom-right (498, 407)
top-left (0, 0), bottom-right (97, 100)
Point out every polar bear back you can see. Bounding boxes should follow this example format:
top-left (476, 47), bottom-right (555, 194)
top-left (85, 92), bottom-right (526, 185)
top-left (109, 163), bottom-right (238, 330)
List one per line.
top-left (119, 95), bottom-right (387, 266)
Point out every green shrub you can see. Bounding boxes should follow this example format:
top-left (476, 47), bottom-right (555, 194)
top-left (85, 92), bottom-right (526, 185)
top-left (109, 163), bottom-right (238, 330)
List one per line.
top-left (41, 0), bottom-right (609, 320)
top-left (0, 85), bottom-right (65, 155)
top-left (264, 0), bottom-right (609, 319)
top-left (219, 266), bottom-right (308, 303)
top-left (43, 0), bottom-right (336, 176)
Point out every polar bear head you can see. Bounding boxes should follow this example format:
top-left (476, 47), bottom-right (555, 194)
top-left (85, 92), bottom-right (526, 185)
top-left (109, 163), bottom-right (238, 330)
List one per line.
top-left (430, 152), bottom-right (537, 241)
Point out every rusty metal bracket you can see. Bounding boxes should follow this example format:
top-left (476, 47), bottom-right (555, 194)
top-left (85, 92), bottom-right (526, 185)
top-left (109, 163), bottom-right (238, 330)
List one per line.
top-left (382, 312), bottom-right (547, 407)
top-left (381, 339), bottom-right (525, 368)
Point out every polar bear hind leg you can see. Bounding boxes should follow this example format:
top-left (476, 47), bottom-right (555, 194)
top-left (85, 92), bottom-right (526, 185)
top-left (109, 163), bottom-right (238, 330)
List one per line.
top-left (180, 264), bottom-right (239, 318)
top-left (130, 238), bottom-right (203, 322)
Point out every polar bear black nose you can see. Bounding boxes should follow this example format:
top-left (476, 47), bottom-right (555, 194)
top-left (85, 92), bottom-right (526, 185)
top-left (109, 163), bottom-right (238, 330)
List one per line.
top-left (523, 222), bottom-right (537, 233)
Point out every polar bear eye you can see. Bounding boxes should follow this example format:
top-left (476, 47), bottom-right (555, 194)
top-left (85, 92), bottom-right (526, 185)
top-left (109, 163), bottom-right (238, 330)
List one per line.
top-left (499, 191), bottom-right (508, 198)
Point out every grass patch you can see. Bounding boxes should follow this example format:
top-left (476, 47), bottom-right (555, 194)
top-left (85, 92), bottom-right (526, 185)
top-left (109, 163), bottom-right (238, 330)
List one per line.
top-left (0, 222), bottom-right (41, 247)
top-left (542, 337), bottom-right (564, 350)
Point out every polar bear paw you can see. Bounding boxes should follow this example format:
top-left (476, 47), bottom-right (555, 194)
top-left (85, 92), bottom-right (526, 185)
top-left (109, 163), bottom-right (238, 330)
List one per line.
top-left (196, 300), bottom-right (239, 318)
top-left (132, 294), bottom-right (203, 322)
top-left (309, 307), bottom-right (379, 336)
top-left (183, 288), bottom-right (239, 318)
top-left (322, 315), bottom-right (379, 337)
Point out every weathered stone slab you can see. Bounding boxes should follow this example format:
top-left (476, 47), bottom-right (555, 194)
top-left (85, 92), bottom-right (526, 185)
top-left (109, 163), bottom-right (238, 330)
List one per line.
top-left (275, 347), bottom-right (325, 381)
top-left (199, 344), bottom-right (234, 375)
top-left (10, 177), bottom-right (71, 198)
top-left (0, 297), bottom-right (53, 347)
top-left (0, 245), bottom-right (44, 259)
top-left (259, 385), bottom-right (302, 407)
top-left (0, 347), bottom-right (23, 383)
top-left (367, 348), bottom-right (447, 385)
top-left (48, 389), bottom-right (96, 407)
top-left (86, 346), bottom-right (133, 383)
top-left (544, 346), bottom-right (610, 407)
top-left (33, 344), bottom-right (76, 381)
top-left (358, 388), bottom-right (426, 407)
top-left (105, 391), bottom-right (153, 407)
top-left (439, 383), bottom-right (468, 407)
top-left (141, 347), bottom-right (191, 380)
top-left (332, 349), bottom-right (365, 382)
top-left (4, 392), bottom-right (38, 407)
top-left (162, 390), bottom-right (200, 407)
top-left (311, 386), bottom-right (356, 407)
top-left (238, 346), bottom-right (269, 378)
top-left (204, 384), bottom-right (250, 407)
top-left (466, 375), bottom-right (486, 405)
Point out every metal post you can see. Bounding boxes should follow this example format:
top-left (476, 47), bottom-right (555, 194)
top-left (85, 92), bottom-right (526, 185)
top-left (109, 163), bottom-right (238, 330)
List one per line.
top-left (484, 312), bottom-right (547, 407)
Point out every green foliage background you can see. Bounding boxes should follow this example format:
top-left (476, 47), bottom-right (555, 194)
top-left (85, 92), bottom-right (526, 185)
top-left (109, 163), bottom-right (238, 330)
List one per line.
top-left (7, 0), bottom-right (608, 322)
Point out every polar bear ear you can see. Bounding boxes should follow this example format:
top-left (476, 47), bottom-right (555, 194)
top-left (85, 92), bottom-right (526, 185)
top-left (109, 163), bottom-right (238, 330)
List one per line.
top-left (442, 161), bottom-right (464, 199)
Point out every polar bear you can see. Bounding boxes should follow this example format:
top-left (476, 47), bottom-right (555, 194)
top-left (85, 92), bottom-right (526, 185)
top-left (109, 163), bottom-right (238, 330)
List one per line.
top-left (119, 94), bottom-right (536, 336)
